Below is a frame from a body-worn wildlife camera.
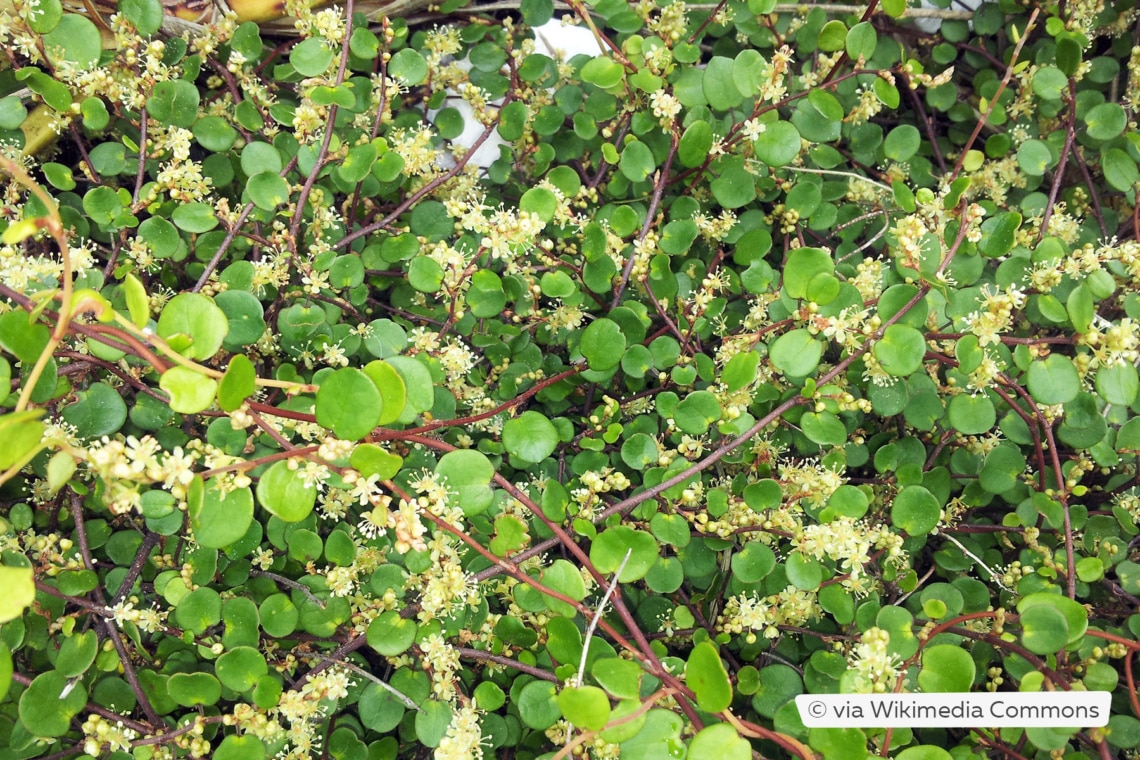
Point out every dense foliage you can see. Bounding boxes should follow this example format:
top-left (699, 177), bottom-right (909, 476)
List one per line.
top-left (2, 0), bottom-right (1140, 757)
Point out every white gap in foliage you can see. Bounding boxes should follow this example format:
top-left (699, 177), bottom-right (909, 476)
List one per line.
top-left (433, 19), bottom-right (603, 169)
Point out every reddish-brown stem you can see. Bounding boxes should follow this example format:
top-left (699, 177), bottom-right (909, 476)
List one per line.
top-left (454, 646), bottom-right (560, 683)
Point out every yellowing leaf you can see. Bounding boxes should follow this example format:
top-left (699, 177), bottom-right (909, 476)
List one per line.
top-left (0, 565), bottom-right (35, 623)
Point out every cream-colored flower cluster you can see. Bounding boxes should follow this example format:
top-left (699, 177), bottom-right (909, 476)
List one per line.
top-left (845, 626), bottom-right (902, 693)
top-left (717, 585), bottom-right (821, 642)
top-left (82, 714), bottom-right (140, 757)
top-left (436, 701), bottom-right (486, 760)
top-left (962, 284), bottom-right (1027, 347)
top-left (795, 516), bottom-right (906, 589)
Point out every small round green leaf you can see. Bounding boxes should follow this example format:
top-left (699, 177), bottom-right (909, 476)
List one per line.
top-left (257, 459), bottom-right (318, 522)
top-left (290, 37), bottom-right (334, 77)
top-left (873, 325), bottom-right (926, 377)
top-left (1084, 102), bottom-right (1126, 141)
top-left (770, 329), bottom-right (823, 377)
top-left (189, 476), bottom-right (254, 549)
top-left (18, 671), bottom-right (87, 737)
top-left (43, 14), bottom-right (102, 70)
top-left (367, 610), bottom-right (417, 656)
top-left (215, 736), bottom-right (266, 760)
top-left (579, 318), bottom-right (626, 371)
top-left (502, 411), bottom-right (558, 463)
top-left (558, 685), bottom-right (611, 731)
top-left (435, 449), bottom-right (495, 515)
top-left (215, 646), bottom-right (268, 692)
top-left (160, 366), bottom-right (219, 414)
top-left (175, 587), bottom-right (222, 635)
top-left (61, 382), bottom-right (128, 438)
top-left (917, 644), bottom-right (974, 692)
top-left (218, 354), bottom-right (257, 412)
top-left (590, 526), bottom-right (658, 582)
top-left (518, 680), bottom-right (562, 729)
top-left (157, 293), bottom-right (229, 360)
top-left (316, 367), bottom-right (383, 441)
top-left (259, 594), bottom-right (299, 637)
top-left (674, 390), bottom-right (722, 435)
top-left (890, 485), bottom-right (941, 536)
top-left (686, 641), bottom-right (733, 713)
top-left (689, 724), bottom-right (751, 760)
top-left (55, 630), bottom-right (98, 678)
top-left (710, 162), bottom-right (757, 209)
top-left (947, 394), bottom-right (996, 435)
top-left (389, 48), bottom-right (428, 85)
top-left (731, 542), bottom-right (776, 583)
top-left (246, 172), bottom-right (291, 210)
top-left (1018, 604), bottom-right (1069, 655)
top-left (1026, 354), bottom-right (1080, 405)
top-left (120, 0), bottom-right (163, 35)
top-left (1096, 362), bottom-right (1139, 406)
top-left (167, 672), bottom-right (222, 707)
top-left (753, 121), bottom-right (801, 167)
top-left (619, 140), bottom-right (655, 184)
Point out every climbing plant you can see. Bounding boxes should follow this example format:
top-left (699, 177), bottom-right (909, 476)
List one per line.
top-left (1, 0), bottom-right (1140, 757)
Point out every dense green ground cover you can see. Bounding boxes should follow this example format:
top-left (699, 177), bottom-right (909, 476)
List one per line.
top-left (1, 0), bottom-right (1140, 757)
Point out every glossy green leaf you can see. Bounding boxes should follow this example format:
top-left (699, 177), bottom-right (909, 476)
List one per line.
top-left (215, 646), bottom-right (268, 692)
top-left (710, 161), bottom-right (757, 209)
top-left (157, 293), bottom-right (229, 360)
top-left (818, 20), bottom-right (847, 52)
top-left (42, 14), bottom-right (102, 70)
top-left (917, 644), bottom-right (974, 692)
top-left (686, 642), bottom-right (732, 713)
top-left (147, 80), bottom-right (201, 128)
top-left (947, 393), bottom-right (995, 435)
top-left (590, 526), bottom-right (658, 582)
top-left (558, 685), bottom-right (610, 731)
top-left (679, 121), bottom-right (713, 167)
top-left (502, 410), bottom-right (558, 463)
top-left (1026, 354), bottom-right (1080, 405)
top-left (120, 0), bottom-right (163, 35)
top-left (215, 736), bottom-right (266, 760)
top-left (845, 21), bottom-right (877, 59)
top-left (350, 443), bottom-right (403, 480)
top-left (1018, 604), bottom-right (1068, 654)
top-left (18, 671), bottom-right (87, 737)
top-left (435, 449), bottom-right (494, 515)
top-left (160, 366), bottom-right (218, 414)
top-left (518, 680), bottom-right (562, 729)
top-left (189, 476), bottom-right (254, 550)
top-left (167, 672), bottom-right (222, 707)
top-left (290, 37), bottom-right (334, 76)
top-left (257, 460), bottom-right (318, 522)
top-left (247, 172), bottom-right (290, 210)
top-left (591, 658), bottom-right (644, 700)
top-left (753, 120), bottom-right (801, 167)
top-left (620, 140), bottom-right (655, 183)
top-left (579, 318), bottom-right (626, 371)
top-left (873, 325), bottom-right (926, 377)
top-left (61, 382), bottom-right (127, 438)
top-left (580, 57), bottom-right (624, 89)
top-left (689, 724), bottom-right (751, 760)
top-left (770, 329), bottom-right (823, 377)
top-left (1017, 592), bottom-right (1087, 646)
top-left (316, 367), bottom-right (382, 441)
top-left (175, 587), bottom-right (222, 635)
top-left (218, 354), bottom-right (257, 412)
top-left (674, 390), bottom-right (722, 434)
top-left (1097, 362), bottom-right (1139, 406)
top-left (890, 485), bottom-right (941, 536)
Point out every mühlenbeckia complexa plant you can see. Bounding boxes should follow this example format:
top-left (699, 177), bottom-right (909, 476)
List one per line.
top-left (1, 0), bottom-right (1140, 758)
